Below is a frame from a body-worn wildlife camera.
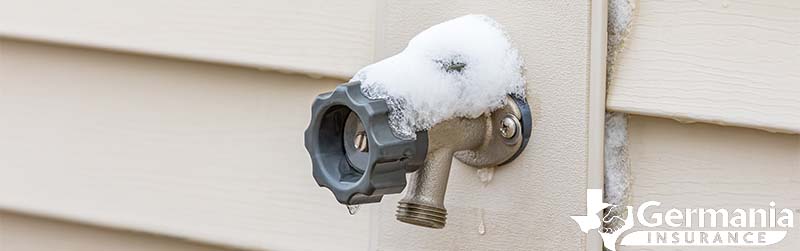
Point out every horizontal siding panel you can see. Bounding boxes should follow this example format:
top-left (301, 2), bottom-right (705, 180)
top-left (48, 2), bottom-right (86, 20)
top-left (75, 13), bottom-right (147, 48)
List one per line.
top-left (0, 211), bottom-right (237, 251)
top-left (0, 0), bottom-right (375, 79)
top-left (0, 39), bottom-right (370, 251)
top-left (607, 0), bottom-right (800, 134)
top-left (622, 116), bottom-right (800, 250)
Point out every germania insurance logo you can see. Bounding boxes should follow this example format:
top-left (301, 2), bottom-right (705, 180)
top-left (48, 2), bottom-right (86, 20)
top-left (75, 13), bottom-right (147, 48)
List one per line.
top-left (571, 189), bottom-right (795, 250)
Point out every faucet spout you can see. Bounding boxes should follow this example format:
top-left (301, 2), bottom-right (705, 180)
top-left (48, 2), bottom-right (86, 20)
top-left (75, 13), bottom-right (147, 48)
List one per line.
top-left (396, 117), bottom-right (486, 228)
top-left (396, 148), bottom-right (454, 228)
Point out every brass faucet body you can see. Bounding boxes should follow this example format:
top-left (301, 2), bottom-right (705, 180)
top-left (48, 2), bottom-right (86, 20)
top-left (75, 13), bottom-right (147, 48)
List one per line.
top-left (396, 117), bottom-right (486, 228)
top-left (396, 96), bottom-right (528, 228)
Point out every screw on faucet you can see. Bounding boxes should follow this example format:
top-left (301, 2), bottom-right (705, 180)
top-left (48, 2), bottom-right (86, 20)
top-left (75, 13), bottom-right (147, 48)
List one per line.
top-left (499, 115), bottom-right (518, 139)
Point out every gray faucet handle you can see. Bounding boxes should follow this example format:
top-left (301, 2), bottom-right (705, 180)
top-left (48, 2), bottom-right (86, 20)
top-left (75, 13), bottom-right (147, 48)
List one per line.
top-left (304, 82), bottom-right (428, 205)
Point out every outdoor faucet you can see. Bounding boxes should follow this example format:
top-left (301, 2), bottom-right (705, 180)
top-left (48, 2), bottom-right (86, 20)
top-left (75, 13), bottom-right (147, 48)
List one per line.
top-left (395, 117), bottom-right (485, 228)
top-left (304, 82), bottom-right (530, 229)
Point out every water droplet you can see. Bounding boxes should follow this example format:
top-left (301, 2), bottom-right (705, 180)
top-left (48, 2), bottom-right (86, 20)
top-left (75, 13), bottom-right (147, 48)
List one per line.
top-left (476, 167), bottom-right (495, 186)
top-left (477, 208), bottom-right (486, 235)
top-left (347, 205), bottom-right (360, 215)
top-left (721, 0), bottom-right (730, 8)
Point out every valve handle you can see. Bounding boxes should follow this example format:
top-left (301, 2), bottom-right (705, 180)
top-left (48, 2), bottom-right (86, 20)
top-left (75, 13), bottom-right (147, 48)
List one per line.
top-left (304, 82), bottom-right (428, 205)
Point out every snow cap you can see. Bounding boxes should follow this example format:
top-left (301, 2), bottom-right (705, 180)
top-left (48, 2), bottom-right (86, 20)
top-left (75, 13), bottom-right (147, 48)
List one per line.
top-left (352, 14), bottom-right (526, 139)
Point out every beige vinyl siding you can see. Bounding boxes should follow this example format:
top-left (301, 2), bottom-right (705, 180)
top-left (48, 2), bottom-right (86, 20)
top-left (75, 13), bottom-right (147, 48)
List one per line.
top-left (0, 0), bottom-right (602, 249)
top-left (0, 210), bottom-right (241, 251)
top-left (0, 0), bottom-right (376, 79)
top-left (4, 0), bottom-right (797, 135)
top-left (620, 116), bottom-right (800, 251)
top-left (608, 0), bottom-right (800, 134)
top-left (0, 38), bottom-right (371, 251)
top-left (5, 0), bottom-right (797, 250)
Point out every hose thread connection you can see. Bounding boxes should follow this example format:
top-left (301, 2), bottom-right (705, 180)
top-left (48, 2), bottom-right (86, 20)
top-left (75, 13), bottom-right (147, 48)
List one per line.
top-left (396, 202), bottom-right (447, 229)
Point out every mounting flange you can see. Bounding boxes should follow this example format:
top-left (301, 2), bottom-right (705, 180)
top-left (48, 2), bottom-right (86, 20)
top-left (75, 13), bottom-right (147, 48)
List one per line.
top-left (454, 96), bottom-right (532, 167)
